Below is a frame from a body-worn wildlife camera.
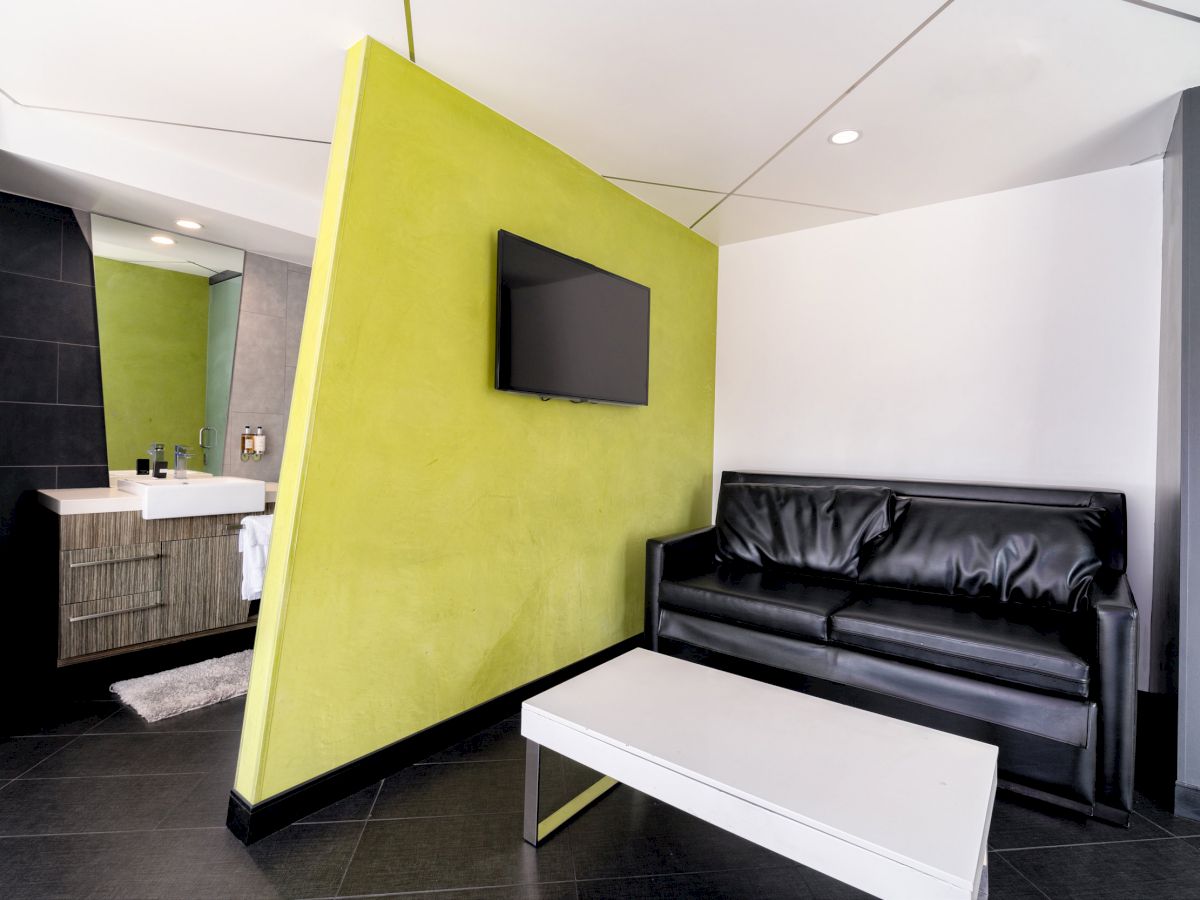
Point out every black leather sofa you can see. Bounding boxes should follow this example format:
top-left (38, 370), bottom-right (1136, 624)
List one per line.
top-left (646, 472), bottom-right (1137, 825)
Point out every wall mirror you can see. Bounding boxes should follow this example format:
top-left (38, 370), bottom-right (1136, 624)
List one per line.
top-left (90, 214), bottom-right (244, 475)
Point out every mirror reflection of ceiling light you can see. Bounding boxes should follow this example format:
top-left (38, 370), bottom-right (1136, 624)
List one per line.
top-left (175, 219), bottom-right (202, 230)
top-left (829, 130), bottom-right (861, 145)
top-left (150, 235), bottom-right (175, 245)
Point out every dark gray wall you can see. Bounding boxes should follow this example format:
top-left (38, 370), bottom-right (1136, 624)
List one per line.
top-left (1155, 102), bottom-right (1183, 698)
top-left (1176, 88), bottom-right (1200, 816)
top-left (0, 191), bottom-right (107, 668)
top-left (0, 191), bottom-right (108, 517)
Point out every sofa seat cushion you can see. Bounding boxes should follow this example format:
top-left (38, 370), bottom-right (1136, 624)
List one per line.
top-left (830, 593), bottom-right (1091, 698)
top-left (659, 565), bottom-right (855, 642)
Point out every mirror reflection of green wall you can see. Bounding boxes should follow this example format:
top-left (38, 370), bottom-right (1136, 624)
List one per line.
top-left (91, 215), bottom-right (244, 473)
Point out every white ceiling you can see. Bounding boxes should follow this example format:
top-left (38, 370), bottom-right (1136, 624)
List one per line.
top-left (91, 214), bottom-right (244, 279)
top-left (0, 0), bottom-right (1197, 255)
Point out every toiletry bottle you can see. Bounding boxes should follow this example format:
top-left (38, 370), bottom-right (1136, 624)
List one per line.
top-left (254, 425), bottom-right (265, 458)
top-left (241, 425), bottom-right (252, 461)
top-left (149, 442), bottom-right (166, 478)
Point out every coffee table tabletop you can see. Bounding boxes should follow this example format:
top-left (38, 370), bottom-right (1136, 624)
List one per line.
top-left (522, 648), bottom-right (997, 900)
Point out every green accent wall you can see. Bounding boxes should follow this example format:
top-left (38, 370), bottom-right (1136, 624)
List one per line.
top-left (234, 37), bottom-right (718, 802)
top-left (94, 258), bottom-right (209, 470)
top-left (204, 276), bottom-right (242, 473)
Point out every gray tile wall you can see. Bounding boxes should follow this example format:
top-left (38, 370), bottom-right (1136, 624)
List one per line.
top-left (223, 253), bottom-right (310, 482)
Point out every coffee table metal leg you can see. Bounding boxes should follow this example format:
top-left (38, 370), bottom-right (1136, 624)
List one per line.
top-left (523, 738), bottom-right (619, 846)
top-left (523, 740), bottom-right (542, 845)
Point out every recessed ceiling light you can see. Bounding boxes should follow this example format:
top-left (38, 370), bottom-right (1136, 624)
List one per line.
top-left (150, 235), bottom-right (175, 245)
top-left (829, 130), bottom-right (861, 145)
top-left (175, 219), bottom-right (202, 230)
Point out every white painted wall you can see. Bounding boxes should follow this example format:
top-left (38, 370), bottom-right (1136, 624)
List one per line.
top-left (714, 162), bottom-right (1164, 686)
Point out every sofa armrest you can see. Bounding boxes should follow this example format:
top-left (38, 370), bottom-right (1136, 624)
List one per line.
top-left (1090, 570), bottom-right (1138, 819)
top-left (645, 527), bottom-right (718, 650)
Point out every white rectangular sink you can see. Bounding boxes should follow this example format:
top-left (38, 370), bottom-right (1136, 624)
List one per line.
top-left (116, 475), bottom-right (266, 520)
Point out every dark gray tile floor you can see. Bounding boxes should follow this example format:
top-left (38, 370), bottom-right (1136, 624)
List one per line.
top-left (3, 699), bottom-right (1200, 898)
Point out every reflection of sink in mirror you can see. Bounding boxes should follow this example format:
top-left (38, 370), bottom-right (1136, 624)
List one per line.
top-left (92, 214), bottom-right (243, 475)
top-left (116, 475), bottom-right (266, 520)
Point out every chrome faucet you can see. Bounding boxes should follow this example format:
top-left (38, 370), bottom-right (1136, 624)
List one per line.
top-left (174, 444), bottom-right (193, 479)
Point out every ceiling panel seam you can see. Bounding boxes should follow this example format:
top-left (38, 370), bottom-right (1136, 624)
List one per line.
top-left (1119, 0), bottom-right (1200, 25)
top-left (605, 176), bottom-right (725, 195)
top-left (0, 86), bottom-right (332, 145)
top-left (405, 0), bottom-right (417, 62)
top-left (605, 176), bottom-right (877, 216)
top-left (687, 0), bottom-right (958, 230)
top-left (730, 193), bottom-right (875, 215)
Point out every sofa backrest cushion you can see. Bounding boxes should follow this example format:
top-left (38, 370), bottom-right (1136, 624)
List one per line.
top-left (716, 483), bottom-right (897, 579)
top-left (858, 497), bottom-right (1108, 611)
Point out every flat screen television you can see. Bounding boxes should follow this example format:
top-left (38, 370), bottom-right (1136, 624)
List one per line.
top-left (495, 230), bottom-right (650, 406)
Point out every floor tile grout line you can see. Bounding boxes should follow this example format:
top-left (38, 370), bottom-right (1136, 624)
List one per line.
top-left (0, 824), bottom-right (227, 839)
top-left (566, 789), bottom-right (580, 887)
top-left (302, 881), bottom-right (581, 900)
top-left (349, 811), bottom-right (524, 824)
top-left (307, 866), bottom-right (799, 900)
top-left (78, 728), bottom-right (244, 736)
top-left (1131, 806), bottom-right (1178, 837)
top-left (16, 771), bottom-right (210, 781)
top-left (80, 705), bottom-right (126, 736)
top-left (294, 817), bottom-right (372, 827)
top-left (570, 862), bottom-right (800, 885)
top-left (334, 779), bottom-right (384, 896)
top-left (996, 834), bottom-right (1188, 852)
top-left (150, 769), bottom-right (211, 832)
top-left (8, 727), bottom-right (97, 781)
top-left (992, 852), bottom-right (1053, 900)
top-left (1178, 834), bottom-right (1200, 852)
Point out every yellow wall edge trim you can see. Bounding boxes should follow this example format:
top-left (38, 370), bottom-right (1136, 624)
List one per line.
top-left (234, 37), bottom-right (372, 803)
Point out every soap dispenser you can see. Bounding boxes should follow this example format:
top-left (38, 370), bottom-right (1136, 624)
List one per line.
top-left (253, 425), bottom-right (265, 461)
top-left (240, 425), bottom-right (253, 462)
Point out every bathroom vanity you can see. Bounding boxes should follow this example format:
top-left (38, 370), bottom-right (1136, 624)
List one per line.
top-left (38, 478), bottom-right (277, 665)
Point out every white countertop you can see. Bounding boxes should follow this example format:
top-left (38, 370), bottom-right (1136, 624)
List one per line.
top-left (38, 471), bottom-right (279, 516)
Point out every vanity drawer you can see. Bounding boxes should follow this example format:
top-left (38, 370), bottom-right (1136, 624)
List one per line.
top-left (59, 591), bottom-right (166, 660)
top-left (59, 510), bottom-right (269, 551)
top-left (61, 543), bottom-right (162, 604)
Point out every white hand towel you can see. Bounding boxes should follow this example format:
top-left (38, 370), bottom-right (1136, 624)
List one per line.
top-left (239, 514), bottom-right (274, 601)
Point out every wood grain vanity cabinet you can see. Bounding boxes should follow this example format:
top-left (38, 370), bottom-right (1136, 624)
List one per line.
top-left (53, 506), bottom-right (272, 664)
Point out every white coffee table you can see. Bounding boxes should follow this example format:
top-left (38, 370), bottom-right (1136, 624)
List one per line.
top-left (522, 649), bottom-right (996, 900)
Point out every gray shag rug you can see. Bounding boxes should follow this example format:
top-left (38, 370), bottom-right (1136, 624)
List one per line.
top-left (110, 650), bottom-right (253, 722)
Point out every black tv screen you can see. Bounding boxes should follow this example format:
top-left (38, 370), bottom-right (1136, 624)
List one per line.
top-left (495, 230), bottom-right (649, 406)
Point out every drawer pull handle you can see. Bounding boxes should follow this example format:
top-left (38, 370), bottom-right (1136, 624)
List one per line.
top-left (69, 601), bottom-right (163, 623)
top-left (69, 553), bottom-right (160, 569)
top-left (224, 524), bottom-right (244, 532)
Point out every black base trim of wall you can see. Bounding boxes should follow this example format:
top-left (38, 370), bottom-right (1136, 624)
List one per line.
top-left (226, 634), bottom-right (642, 844)
top-left (1175, 781), bottom-right (1200, 822)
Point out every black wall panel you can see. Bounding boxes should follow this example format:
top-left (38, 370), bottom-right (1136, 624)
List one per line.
top-left (0, 192), bottom-right (107, 713)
